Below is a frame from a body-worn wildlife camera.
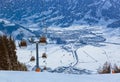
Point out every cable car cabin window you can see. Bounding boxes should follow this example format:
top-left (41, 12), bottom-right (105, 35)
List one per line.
top-left (39, 36), bottom-right (47, 44)
top-left (19, 40), bottom-right (27, 48)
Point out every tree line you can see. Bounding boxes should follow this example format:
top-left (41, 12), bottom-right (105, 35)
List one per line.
top-left (0, 35), bottom-right (27, 71)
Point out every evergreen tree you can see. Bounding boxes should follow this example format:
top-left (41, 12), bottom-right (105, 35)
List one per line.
top-left (98, 62), bottom-right (111, 74)
top-left (0, 36), bottom-right (10, 70)
top-left (113, 64), bottom-right (120, 73)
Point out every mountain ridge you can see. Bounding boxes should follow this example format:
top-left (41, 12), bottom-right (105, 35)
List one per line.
top-left (0, 0), bottom-right (120, 28)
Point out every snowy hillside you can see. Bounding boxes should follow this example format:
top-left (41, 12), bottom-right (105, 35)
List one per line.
top-left (0, 19), bottom-right (34, 39)
top-left (0, 18), bottom-right (120, 74)
top-left (15, 25), bottom-right (120, 74)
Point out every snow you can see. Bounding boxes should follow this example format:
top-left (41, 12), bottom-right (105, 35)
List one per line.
top-left (76, 43), bottom-right (120, 71)
top-left (17, 44), bottom-right (74, 69)
top-left (1, 23), bottom-right (120, 81)
top-left (0, 71), bottom-right (120, 82)
top-left (102, 0), bottom-right (112, 9)
top-left (15, 25), bottom-right (120, 73)
top-left (0, 0), bottom-right (120, 81)
top-left (49, 15), bottom-right (64, 21)
top-left (12, 27), bottom-right (34, 39)
top-left (0, 19), bottom-right (15, 26)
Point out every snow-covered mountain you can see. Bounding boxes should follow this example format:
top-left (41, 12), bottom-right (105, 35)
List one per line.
top-left (0, 0), bottom-right (120, 28)
top-left (0, 19), bottom-right (34, 39)
top-left (0, 17), bottom-right (120, 74)
top-left (0, 0), bottom-right (120, 75)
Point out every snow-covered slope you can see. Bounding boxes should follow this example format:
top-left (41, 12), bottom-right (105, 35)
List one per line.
top-left (16, 25), bottom-right (120, 74)
top-left (0, 71), bottom-right (120, 82)
top-left (0, 19), bottom-right (119, 74)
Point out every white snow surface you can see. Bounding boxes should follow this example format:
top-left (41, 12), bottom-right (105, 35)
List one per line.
top-left (0, 71), bottom-right (120, 82)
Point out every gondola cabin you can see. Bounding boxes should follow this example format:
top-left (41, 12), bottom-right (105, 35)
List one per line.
top-left (42, 53), bottom-right (47, 59)
top-left (30, 56), bottom-right (35, 61)
top-left (19, 40), bottom-right (27, 48)
top-left (39, 36), bottom-right (47, 44)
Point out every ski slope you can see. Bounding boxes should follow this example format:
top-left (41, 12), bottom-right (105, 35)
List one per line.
top-left (16, 40), bottom-right (120, 73)
top-left (0, 71), bottom-right (120, 82)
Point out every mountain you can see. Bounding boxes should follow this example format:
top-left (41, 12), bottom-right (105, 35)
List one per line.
top-left (0, 0), bottom-right (120, 28)
top-left (0, 19), bottom-right (34, 39)
top-left (0, 0), bottom-right (120, 74)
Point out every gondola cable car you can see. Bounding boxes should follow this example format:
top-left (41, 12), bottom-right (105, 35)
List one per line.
top-left (19, 39), bottom-right (27, 48)
top-left (19, 31), bottom-right (27, 48)
top-left (30, 51), bottom-right (35, 61)
top-left (42, 53), bottom-right (47, 59)
top-left (39, 36), bottom-right (47, 44)
top-left (30, 56), bottom-right (35, 61)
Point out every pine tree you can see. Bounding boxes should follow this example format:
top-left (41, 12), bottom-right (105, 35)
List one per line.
top-left (7, 36), bottom-right (17, 70)
top-left (113, 64), bottom-right (120, 73)
top-left (0, 36), bottom-right (10, 70)
top-left (98, 62), bottom-right (111, 74)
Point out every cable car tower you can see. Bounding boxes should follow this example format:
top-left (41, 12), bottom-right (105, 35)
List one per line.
top-left (29, 29), bottom-right (47, 72)
top-left (25, 0), bottom-right (48, 72)
top-left (28, 0), bottom-right (48, 72)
